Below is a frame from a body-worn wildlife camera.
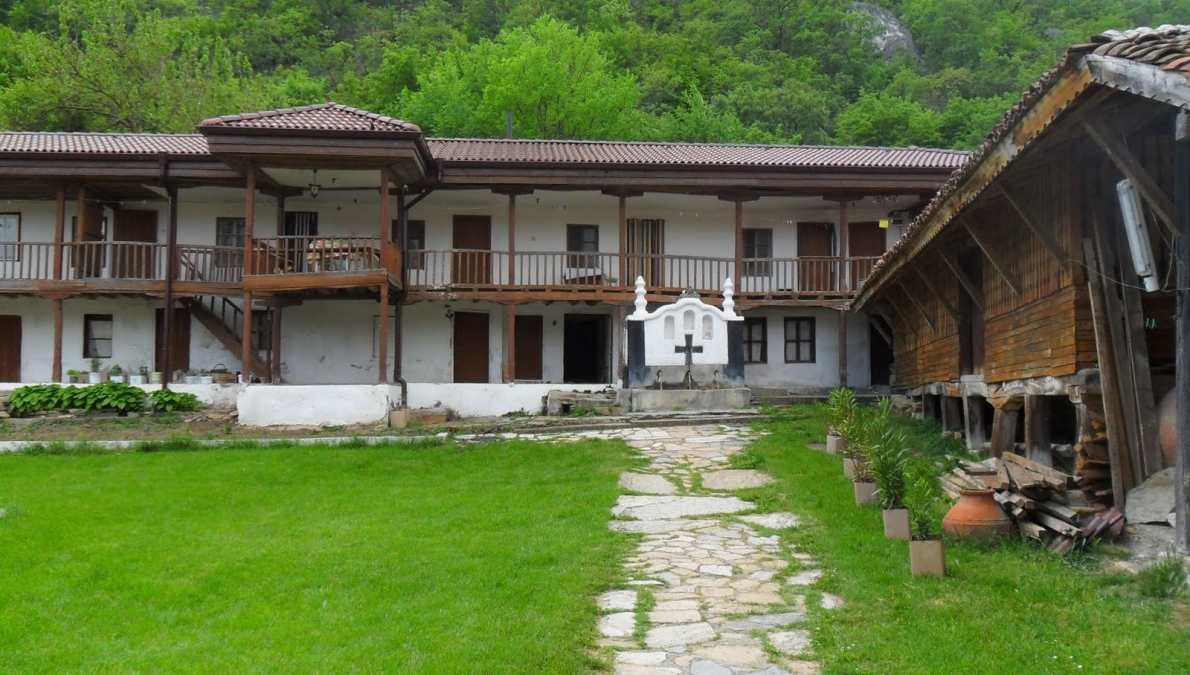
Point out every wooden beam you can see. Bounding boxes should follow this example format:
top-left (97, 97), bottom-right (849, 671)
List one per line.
top-left (243, 170), bottom-right (256, 276)
top-left (507, 193), bottom-right (516, 285)
top-left (1024, 394), bottom-right (1053, 468)
top-left (1083, 117), bottom-right (1182, 236)
top-left (163, 183), bottom-right (179, 390)
top-left (839, 200), bottom-right (850, 290)
top-left (618, 193), bottom-right (627, 286)
top-left (503, 304), bottom-right (516, 383)
top-left (52, 298), bottom-right (63, 384)
top-left (378, 282), bottom-right (389, 384)
top-left (962, 219), bottom-right (1023, 297)
top-left (935, 249), bottom-right (984, 311)
top-left (241, 292), bottom-right (253, 384)
top-left (896, 280), bottom-right (937, 331)
top-left (1176, 110), bottom-right (1190, 554)
top-left (242, 171), bottom-right (255, 385)
top-left (270, 306), bottom-right (282, 384)
top-left (911, 266), bottom-right (959, 321)
top-left (734, 200), bottom-right (744, 288)
top-left (963, 395), bottom-right (988, 452)
top-left (993, 184), bottom-right (1071, 264)
top-left (1083, 236), bottom-right (1134, 505)
top-left (53, 185), bottom-right (65, 281)
top-left (868, 313), bottom-right (892, 346)
top-left (838, 308), bottom-right (848, 387)
top-left (989, 407), bottom-right (1018, 459)
top-left (1115, 220), bottom-right (1162, 478)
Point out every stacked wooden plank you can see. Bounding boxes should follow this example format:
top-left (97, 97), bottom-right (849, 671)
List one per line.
top-left (943, 453), bottom-right (1126, 554)
top-left (1074, 408), bottom-right (1114, 502)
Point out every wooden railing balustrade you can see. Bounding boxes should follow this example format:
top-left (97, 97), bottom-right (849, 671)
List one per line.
top-left (0, 242), bottom-right (56, 280)
top-left (249, 235), bottom-right (384, 275)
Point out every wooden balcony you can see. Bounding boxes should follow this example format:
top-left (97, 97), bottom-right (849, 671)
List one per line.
top-left (405, 250), bottom-right (882, 305)
top-left (0, 241), bottom-right (242, 296)
top-left (243, 235), bottom-right (402, 295)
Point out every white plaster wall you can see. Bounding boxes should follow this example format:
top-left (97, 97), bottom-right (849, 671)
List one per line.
top-left (237, 384), bottom-right (391, 426)
top-left (631, 298), bottom-right (740, 367)
top-left (407, 382), bottom-right (610, 417)
top-left (275, 299), bottom-right (394, 385)
top-left (739, 307), bottom-right (872, 388)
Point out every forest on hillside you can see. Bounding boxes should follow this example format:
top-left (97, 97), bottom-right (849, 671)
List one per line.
top-left (0, 0), bottom-right (1187, 148)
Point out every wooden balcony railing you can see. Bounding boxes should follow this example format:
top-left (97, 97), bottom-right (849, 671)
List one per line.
top-left (177, 245), bottom-right (244, 284)
top-left (0, 242), bottom-right (57, 280)
top-left (250, 236), bottom-right (390, 275)
top-left (63, 242), bottom-right (167, 281)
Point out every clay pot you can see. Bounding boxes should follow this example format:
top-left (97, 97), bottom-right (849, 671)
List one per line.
top-left (854, 481), bottom-right (878, 506)
top-left (1159, 389), bottom-right (1176, 469)
top-left (910, 538), bottom-right (946, 577)
top-left (883, 508), bottom-right (911, 540)
top-left (942, 489), bottom-right (1014, 540)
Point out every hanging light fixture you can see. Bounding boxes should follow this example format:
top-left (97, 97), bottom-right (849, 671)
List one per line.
top-left (308, 169), bottom-right (322, 198)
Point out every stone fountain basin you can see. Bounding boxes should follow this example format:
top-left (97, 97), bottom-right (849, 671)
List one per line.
top-left (618, 388), bottom-right (751, 412)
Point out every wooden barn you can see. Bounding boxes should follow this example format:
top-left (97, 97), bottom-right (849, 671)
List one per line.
top-left (853, 26), bottom-right (1190, 513)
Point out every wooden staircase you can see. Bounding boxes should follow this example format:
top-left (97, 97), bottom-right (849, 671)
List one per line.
top-left (181, 296), bottom-right (273, 381)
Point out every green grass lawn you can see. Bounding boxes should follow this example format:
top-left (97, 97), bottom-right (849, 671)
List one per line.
top-left (741, 407), bottom-right (1190, 675)
top-left (0, 439), bottom-right (638, 674)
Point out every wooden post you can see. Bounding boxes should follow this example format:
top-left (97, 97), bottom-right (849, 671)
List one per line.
top-left (942, 396), bottom-right (963, 433)
top-left (508, 194), bottom-right (516, 285)
top-left (619, 193), bottom-right (627, 286)
top-left (378, 282), bottom-right (389, 384)
top-left (75, 187), bottom-right (86, 242)
top-left (163, 184), bottom-right (179, 390)
top-left (380, 168), bottom-right (391, 241)
top-left (1024, 394), bottom-right (1053, 467)
top-left (838, 309), bottom-right (849, 388)
top-left (52, 298), bottom-right (63, 383)
top-left (989, 406), bottom-right (1019, 459)
top-left (734, 199), bottom-right (744, 287)
top-left (271, 306), bottom-right (282, 384)
top-left (276, 195), bottom-right (286, 236)
top-left (241, 171), bottom-right (256, 384)
top-left (53, 185), bottom-right (65, 280)
top-left (504, 304), bottom-right (516, 383)
top-left (1173, 111), bottom-right (1190, 553)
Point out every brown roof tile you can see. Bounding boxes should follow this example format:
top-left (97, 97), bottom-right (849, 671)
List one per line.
top-left (856, 24), bottom-right (1190, 303)
top-left (200, 102), bottom-right (420, 133)
top-left (0, 132), bottom-right (208, 155)
top-left (426, 138), bottom-right (968, 170)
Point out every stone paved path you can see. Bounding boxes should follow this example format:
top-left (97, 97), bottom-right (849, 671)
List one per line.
top-left (524, 424), bottom-right (830, 675)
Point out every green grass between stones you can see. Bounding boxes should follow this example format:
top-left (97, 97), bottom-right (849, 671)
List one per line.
top-left (745, 406), bottom-right (1190, 675)
top-left (0, 439), bottom-right (638, 674)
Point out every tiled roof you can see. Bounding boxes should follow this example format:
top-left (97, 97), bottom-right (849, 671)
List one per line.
top-left (0, 132), bottom-right (209, 155)
top-left (855, 24), bottom-right (1190, 304)
top-left (200, 103), bottom-right (421, 133)
top-left (427, 138), bottom-right (968, 170)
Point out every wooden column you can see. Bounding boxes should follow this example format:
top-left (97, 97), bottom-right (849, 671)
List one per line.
top-left (838, 309), bottom-right (849, 388)
top-left (963, 396), bottom-right (988, 453)
top-left (1024, 394), bottom-right (1053, 468)
top-left (276, 195), bottom-right (286, 236)
top-left (838, 199), bottom-right (849, 387)
top-left (53, 185), bottom-right (65, 280)
top-left (1173, 111), bottom-right (1190, 553)
top-left (271, 307), bottom-right (282, 384)
top-left (507, 194), bottom-right (516, 285)
top-left (504, 304), bottom-right (516, 383)
top-left (241, 172), bottom-right (256, 384)
top-left (75, 187), bottom-right (86, 241)
top-left (734, 200), bottom-right (744, 286)
top-left (619, 194), bottom-right (627, 285)
top-left (52, 299), bottom-right (63, 383)
top-left (378, 283), bottom-right (389, 384)
top-left (380, 169), bottom-right (391, 241)
top-left (163, 184), bottom-right (179, 390)
top-left (989, 406), bottom-right (1020, 459)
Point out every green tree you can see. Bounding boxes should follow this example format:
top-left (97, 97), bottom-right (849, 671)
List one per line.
top-left (834, 92), bottom-right (942, 147)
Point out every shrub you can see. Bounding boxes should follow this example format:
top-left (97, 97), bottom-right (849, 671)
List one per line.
top-left (1138, 547), bottom-right (1188, 599)
top-left (150, 389), bottom-right (201, 413)
top-left (870, 427), bottom-right (910, 510)
top-left (906, 466), bottom-right (942, 540)
top-left (5, 382), bottom-right (146, 417)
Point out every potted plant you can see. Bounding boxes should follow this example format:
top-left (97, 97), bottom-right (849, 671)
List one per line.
top-left (150, 369), bottom-right (163, 384)
top-left (65, 369), bottom-right (81, 385)
top-left (822, 387), bottom-right (857, 455)
top-left (198, 370), bottom-right (214, 385)
top-left (88, 358), bottom-right (103, 384)
top-left (184, 369), bottom-right (199, 385)
top-left (853, 458), bottom-right (878, 506)
top-left (108, 364), bottom-right (125, 383)
top-left (907, 470), bottom-right (946, 577)
top-left (870, 427), bottom-right (910, 540)
top-left (128, 365), bottom-right (147, 385)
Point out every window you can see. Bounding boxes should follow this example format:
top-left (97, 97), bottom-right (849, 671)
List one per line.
top-left (743, 317), bottom-right (767, 364)
top-left (405, 220), bottom-right (426, 270)
top-left (0, 213), bottom-right (18, 262)
top-left (784, 317), bottom-right (816, 363)
top-left (215, 217), bottom-right (245, 268)
top-left (743, 228), bottom-right (772, 276)
top-left (567, 224), bottom-right (599, 268)
top-left (84, 314), bottom-right (113, 359)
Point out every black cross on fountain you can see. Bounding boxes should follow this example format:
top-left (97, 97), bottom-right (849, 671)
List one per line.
top-left (674, 333), bottom-right (703, 367)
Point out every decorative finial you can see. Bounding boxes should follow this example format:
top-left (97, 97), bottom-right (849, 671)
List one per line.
top-left (633, 276), bottom-right (648, 316)
top-left (679, 286), bottom-right (700, 299)
top-left (722, 278), bottom-right (736, 317)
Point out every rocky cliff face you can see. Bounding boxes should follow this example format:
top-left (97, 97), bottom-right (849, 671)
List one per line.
top-left (851, 1), bottom-right (923, 64)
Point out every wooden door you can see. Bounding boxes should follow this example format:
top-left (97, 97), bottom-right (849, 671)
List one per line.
top-left (797, 222), bottom-right (834, 292)
top-left (514, 315), bottom-right (544, 381)
top-left (155, 308), bottom-right (191, 374)
top-left (0, 315), bottom-right (20, 382)
top-left (452, 216), bottom-right (491, 285)
top-left (627, 219), bottom-right (665, 287)
top-left (453, 311), bottom-right (489, 383)
top-left (113, 210), bottom-right (158, 279)
top-left (849, 221), bottom-right (885, 290)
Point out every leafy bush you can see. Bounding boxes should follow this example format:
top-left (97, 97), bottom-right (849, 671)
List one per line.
top-left (150, 389), bottom-right (201, 413)
top-left (870, 427), bottom-right (910, 510)
top-left (821, 387), bottom-right (858, 438)
top-left (906, 466), bottom-right (943, 540)
top-left (5, 382), bottom-right (146, 417)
